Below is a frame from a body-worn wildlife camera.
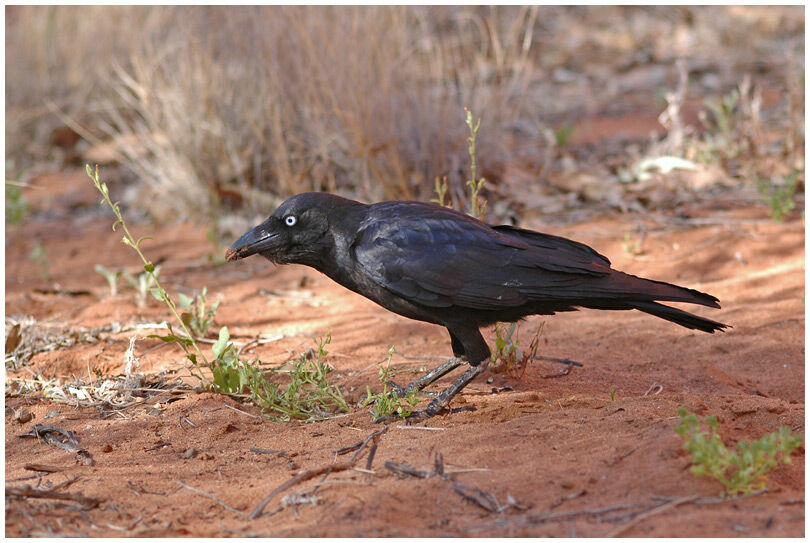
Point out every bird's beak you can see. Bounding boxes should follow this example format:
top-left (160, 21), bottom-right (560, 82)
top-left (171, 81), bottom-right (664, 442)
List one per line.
top-left (225, 223), bottom-right (281, 262)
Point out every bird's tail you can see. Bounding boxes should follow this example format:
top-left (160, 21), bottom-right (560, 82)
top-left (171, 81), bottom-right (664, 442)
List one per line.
top-left (584, 271), bottom-right (729, 333)
top-left (628, 300), bottom-right (728, 333)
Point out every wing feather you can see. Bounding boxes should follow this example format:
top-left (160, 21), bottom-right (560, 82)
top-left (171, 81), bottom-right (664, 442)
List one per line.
top-left (352, 202), bottom-right (615, 310)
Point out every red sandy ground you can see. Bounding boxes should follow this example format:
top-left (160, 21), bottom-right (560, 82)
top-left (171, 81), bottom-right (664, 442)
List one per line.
top-left (5, 170), bottom-right (804, 537)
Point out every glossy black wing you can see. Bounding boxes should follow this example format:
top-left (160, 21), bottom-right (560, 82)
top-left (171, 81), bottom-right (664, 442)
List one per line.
top-left (352, 202), bottom-right (612, 310)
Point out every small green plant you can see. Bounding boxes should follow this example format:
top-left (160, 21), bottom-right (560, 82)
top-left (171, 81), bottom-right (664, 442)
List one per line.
top-left (609, 387), bottom-right (616, 402)
top-left (28, 242), bottom-right (50, 281)
top-left (756, 172), bottom-right (799, 222)
top-left (6, 179), bottom-right (28, 226)
top-left (695, 82), bottom-right (758, 163)
top-left (675, 407), bottom-right (803, 496)
top-left (464, 108), bottom-right (487, 220)
top-left (489, 322), bottom-right (542, 378)
top-left (94, 264), bottom-right (123, 296)
top-left (491, 322), bottom-right (520, 365)
top-left (700, 89), bottom-right (740, 149)
top-left (88, 165), bottom-right (349, 419)
top-left (89, 164), bottom-right (210, 382)
top-left (621, 231), bottom-right (644, 256)
top-left (363, 346), bottom-right (420, 419)
top-left (178, 287), bottom-right (220, 338)
top-left (205, 222), bottom-right (227, 265)
top-left (218, 333), bottom-right (350, 421)
top-left (209, 326), bottom-right (245, 393)
top-left (431, 176), bottom-right (451, 208)
top-left (122, 266), bottom-right (160, 308)
top-left (554, 123), bottom-right (575, 148)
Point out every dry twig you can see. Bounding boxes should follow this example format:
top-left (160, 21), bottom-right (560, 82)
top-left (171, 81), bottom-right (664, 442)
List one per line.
top-left (385, 453), bottom-right (519, 514)
top-left (250, 425), bottom-right (389, 519)
top-left (604, 494), bottom-right (699, 537)
top-left (177, 481), bottom-right (243, 514)
top-left (6, 485), bottom-right (103, 508)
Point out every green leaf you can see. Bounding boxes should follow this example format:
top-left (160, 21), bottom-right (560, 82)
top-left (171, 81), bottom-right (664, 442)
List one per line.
top-left (144, 263), bottom-right (155, 273)
top-left (178, 293), bottom-right (193, 308)
top-left (181, 312), bottom-right (193, 329)
top-left (147, 333), bottom-right (192, 346)
top-left (212, 326), bottom-right (230, 360)
top-left (150, 287), bottom-right (163, 301)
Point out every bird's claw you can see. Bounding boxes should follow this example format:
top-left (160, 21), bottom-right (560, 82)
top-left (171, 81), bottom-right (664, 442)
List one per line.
top-left (386, 380), bottom-right (410, 398)
top-left (373, 409), bottom-right (430, 425)
top-left (386, 380), bottom-right (439, 398)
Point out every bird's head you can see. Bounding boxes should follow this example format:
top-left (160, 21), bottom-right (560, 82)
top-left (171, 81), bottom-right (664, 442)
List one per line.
top-left (225, 192), bottom-right (362, 266)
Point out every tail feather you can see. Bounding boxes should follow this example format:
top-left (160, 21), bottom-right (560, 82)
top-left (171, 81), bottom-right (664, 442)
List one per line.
top-left (608, 271), bottom-right (721, 308)
top-left (630, 300), bottom-right (728, 333)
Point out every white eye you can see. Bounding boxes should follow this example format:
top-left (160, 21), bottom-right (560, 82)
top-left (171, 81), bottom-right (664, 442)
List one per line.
top-left (284, 215), bottom-right (297, 227)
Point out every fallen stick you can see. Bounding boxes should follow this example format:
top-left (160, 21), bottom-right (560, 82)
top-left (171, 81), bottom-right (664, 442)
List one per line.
top-left (177, 481), bottom-right (243, 514)
top-left (385, 453), bottom-right (515, 514)
top-left (248, 462), bottom-right (354, 520)
top-left (6, 485), bottom-right (102, 508)
top-left (250, 425), bottom-right (388, 519)
top-left (605, 494), bottom-right (699, 537)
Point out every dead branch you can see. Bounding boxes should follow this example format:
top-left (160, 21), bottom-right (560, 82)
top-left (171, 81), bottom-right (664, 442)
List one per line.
top-left (384, 460), bottom-right (433, 479)
top-left (605, 494), bottom-right (699, 537)
top-left (6, 485), bottom-right (103, 508)
top-left (177, 481), bottom-right (243, 514)
top-left (24, 463), bottom-right (67, 473)
top-left (250, 425), bottom-right (389, 520)
top-left (19, 425), bottom-right (95, 465)
top-left (385, 452), bottom-right (518, 514)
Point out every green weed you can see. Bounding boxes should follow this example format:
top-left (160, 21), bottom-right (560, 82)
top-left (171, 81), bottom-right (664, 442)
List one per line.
top-left (609, 387), bottom-right (616, 402)
top-left (464, 108), bottom-right (487, 220)
top-left (431, 175), bottom-right (451, 208)
top-left (205, 222), bottom-right (227, 265)
top-left (94, 264), bottom-right (123, 296)
top-left (28, 242), bottom-right (50, 281)
top-left (756, 171), bottom-right (799, 222)
top-left (6, 179), bottom-right (28, 226)
top-left (700, 89), bottom-right (741, 152)
top-left (621, 230), bottom-right (647, 256)
top-left (433, 108), bottom-right (536, 375)
top-left (362, 346), bottom-right (420, 419)
top-left (88, 164), bottom-right (349, 420)
top-left (489, 322), bottom-right (542, 379)
top-left (178, 287), bottom-right (219, 338)
top-left (216, 332), bottom-right (350, 421)
top-left (122, 266), bottom-right (160, 308)
top-left (694, 81), bottom-right (760, 164)
top-left (89, 164), bottom-right (217, 383)
top-left (675, 407), bottom-right (803, 495)
top-left (554, 123), bottom-right (575, 148)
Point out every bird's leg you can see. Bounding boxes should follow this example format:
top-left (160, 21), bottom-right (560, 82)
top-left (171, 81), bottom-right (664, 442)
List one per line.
top-left (387, 356), bottom-right (465, 397)
top-left (380, 361), bottom-right (487, 424)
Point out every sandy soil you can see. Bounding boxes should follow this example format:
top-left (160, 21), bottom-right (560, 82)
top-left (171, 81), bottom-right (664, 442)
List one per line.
top-left (5, 170), bottom-right (804, 537)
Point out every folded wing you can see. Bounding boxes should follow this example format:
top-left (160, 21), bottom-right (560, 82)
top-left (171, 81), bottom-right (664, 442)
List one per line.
top-left (353, 202), bottom-right (619, 310)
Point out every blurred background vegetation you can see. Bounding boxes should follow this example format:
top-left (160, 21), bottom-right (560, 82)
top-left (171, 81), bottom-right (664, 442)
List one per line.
top-left (5, 5), bottom-right (804, 225)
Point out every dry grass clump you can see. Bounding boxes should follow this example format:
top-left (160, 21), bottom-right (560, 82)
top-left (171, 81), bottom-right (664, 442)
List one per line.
top-left (5, 6), bottom-right (150, 166)
top-left (8, 6), bottom-right (539, 217)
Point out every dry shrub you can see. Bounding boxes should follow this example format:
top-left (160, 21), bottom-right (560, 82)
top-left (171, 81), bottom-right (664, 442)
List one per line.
top-left (5, 6), bottom-right (150, 163)
top-left (9, 6), bottom-right (539, 217)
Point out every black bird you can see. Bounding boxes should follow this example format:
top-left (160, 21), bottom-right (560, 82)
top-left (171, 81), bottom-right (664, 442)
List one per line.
top-left (226, 193), bottom-right (727, 420)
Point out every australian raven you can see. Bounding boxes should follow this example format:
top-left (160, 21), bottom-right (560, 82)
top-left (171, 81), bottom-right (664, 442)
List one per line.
top-left (226, 192), bottom-right (727, 420)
